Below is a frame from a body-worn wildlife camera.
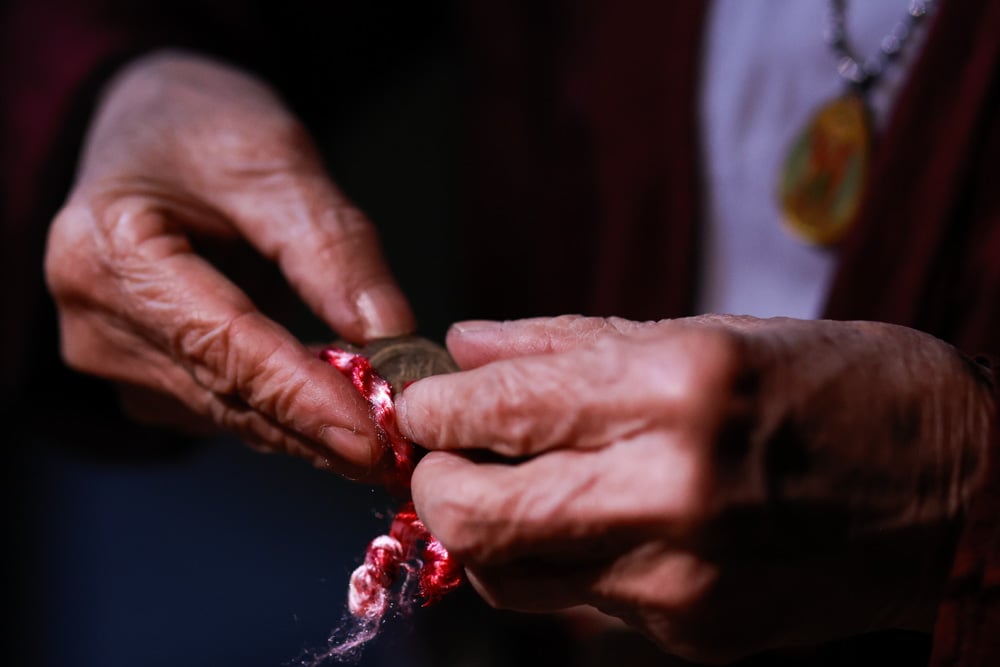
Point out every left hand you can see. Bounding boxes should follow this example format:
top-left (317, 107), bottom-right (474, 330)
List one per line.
top-left (44, 52), bottom-right (414, 475)
top-left (396, 315), bottom-right (994, 663)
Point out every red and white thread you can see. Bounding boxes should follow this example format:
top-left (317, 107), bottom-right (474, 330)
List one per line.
top-left (320, 348), bottom-right (463, 623)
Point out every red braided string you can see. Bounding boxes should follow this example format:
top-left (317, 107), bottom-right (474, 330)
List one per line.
top-left (320, 348), bottom-right (414, 493)
top-left (321, 348), bottom-right (463, 621)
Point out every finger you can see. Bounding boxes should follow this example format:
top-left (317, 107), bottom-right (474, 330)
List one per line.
top-left (397, 328), bottom-right (738, 456)
top-left (445, 315), bottom-right (658, 369)
top-left (414, 447), bottom-right (714, 617)
top-left (213, 160), bottom-right (415, 342)
top-left (156, 259), bottom-right (378, 467)
top-left (94, 205), bottom-right (381, 469)
top-left (80, 54), bottom-right (412, 342)
top-left (59, 309), bottom-right (376, 476)
top-left (411, 440), bottom-right (703, 568)
top-left (117, 372), bottom-right (348, 472)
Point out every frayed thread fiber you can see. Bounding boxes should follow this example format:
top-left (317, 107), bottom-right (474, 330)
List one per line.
top-left (320, 347), bottom-right (463, 622)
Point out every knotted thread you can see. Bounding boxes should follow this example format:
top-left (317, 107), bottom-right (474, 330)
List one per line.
top-left (320, 348), bottom-right (463, 622)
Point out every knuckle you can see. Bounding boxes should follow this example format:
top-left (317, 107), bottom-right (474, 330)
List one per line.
top-left (605, 430), bottom-right (714, 532)
top-left (604, 315), bottom-right (655, 337)
top-left (257, 373), bottom-right (310, 425)
top-left (44, 203), bottom-right (98, 299)
top-left (672, 431), bottom-right (746, 526)
top-left (327, 205), bottom-right (374, 237)
top-left (209, 111), bottom-right (319, 177)
top-left (657, 328), bottom-right (756, 464)
top-left (265, 116), bottom-right (317, 162)
top-left (174, 318), bottom-right (236, 393)
top-left (176, 312), bottom-right (309, 434)
top-left (310, 206), bottom-right (379, 263)
top-left (481, 365), bottom-right (552, 456)
top-left (424, 496), bottom-right (495, 565)
top-left (100, 197), bottom-right (183, 267)
top-left (174, 311), bottom-right (265, 395)
top-left (689, 332), bottom-right (764, 508)
top-left (245, 113), bottom-right (322, 168)
top-left (679, 327), bottom-right (750, 410)
top-left (265, 113), bottom-right (313, 159)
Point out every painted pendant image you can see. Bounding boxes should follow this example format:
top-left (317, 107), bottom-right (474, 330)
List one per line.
top-left (779, 94), bottom-right (871, 246)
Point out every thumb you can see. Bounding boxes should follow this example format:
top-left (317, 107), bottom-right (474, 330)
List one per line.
top-left (214, 165), bottom-right (415, 343)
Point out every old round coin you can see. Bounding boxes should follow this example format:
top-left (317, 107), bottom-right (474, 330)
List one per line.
top-left (333, 336), bottom-right (459, 392)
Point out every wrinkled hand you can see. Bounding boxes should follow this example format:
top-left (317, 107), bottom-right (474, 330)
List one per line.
top-left (45, 51), bottom-right (414, 476)
top-left (398, 315), bottom-right (993, 662)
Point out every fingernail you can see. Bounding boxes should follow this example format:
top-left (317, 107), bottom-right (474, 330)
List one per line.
top-left (319, 425), bottom-right (379, 471)
top-left (356, 285), bottom-right (414, 340)
top-left (450, 320), bottom-right (502, 335)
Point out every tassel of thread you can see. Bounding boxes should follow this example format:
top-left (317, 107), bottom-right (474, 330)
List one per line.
top-left (346, 502), bottom-right (462, 620)
top-left (320, 348), bottom-right (463, 622)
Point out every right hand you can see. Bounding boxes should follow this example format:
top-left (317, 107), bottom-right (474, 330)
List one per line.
top-left (44, 51), bottom-right (414, 478)
top-left (400, 315), bottom-right (992, 662)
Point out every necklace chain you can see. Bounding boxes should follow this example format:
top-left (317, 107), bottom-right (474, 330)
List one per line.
top-left (824, 0), bottom-right (934, 91)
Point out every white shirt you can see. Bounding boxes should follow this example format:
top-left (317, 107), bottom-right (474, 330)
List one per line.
top-left (697, 0), bottom-right (930, 318)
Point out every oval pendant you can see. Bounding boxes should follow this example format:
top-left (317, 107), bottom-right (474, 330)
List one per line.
top-left (778, 94), bottom-right (872, 246)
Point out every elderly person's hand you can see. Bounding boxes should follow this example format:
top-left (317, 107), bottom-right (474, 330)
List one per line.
top-left (44, 51), bottom-right (413, 477)
top-left (398, 315), bottom-right (993, 662)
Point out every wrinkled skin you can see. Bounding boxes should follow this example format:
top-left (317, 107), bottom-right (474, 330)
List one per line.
top-left (398, 315), bottom-right (994, 663)
top-left (45, 51), bottom-right (414, 477)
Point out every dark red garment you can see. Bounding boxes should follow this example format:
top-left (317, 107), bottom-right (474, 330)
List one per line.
top-left (2, 0), bottom-right (999, 665)
top-left (460, 2), bottom-right (1000, 664)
